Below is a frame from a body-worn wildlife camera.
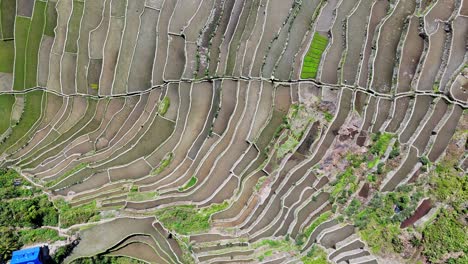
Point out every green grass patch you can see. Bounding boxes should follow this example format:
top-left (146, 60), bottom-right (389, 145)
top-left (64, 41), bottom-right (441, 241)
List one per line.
top-left (301, 33), bottom-right (329, 79)
top-left (156, 201), bottom-right (229, 235)
top-left (369, 132), bottom-right (394, 156)
top-left (19, 228), bottom-right (65, 245)
top-left (44, 0), bottom-right (58, 37)
top-left (0, 39), bottom-right (14, 72)
top-left (352, 186), bottom-right (423, 254)
top-left (301, 245), bottom-right (329, 264)
top-left (304, 211), bottom-right (333, 238)
top-left (430, 163), bottom-right (467, 213)
top-left (178, 176), bottom-right (198, 192)
top-left (13, 16), bottom-right (31, 90)
top-left (151, 152), bottom-right (173, 175)
top-left (25, 0), bottom-right (47, 88)
top-left (127, 191), bottom-right (158, 202)
top-left (277, 136), bottom-right (299, 159)
top-left (0, 0), bottom-right (16, 39)
top-left (0, 90), bottom-right (43, 153)
top-left (253, 238), bottom-right (297, 252)
top-left (0, 94), bottom-right (15, 134)
top-left (253, 238), bottom-right (321, 262)
top-left (45, 162), bottom-right (88, 188)
top-left (330, 167), bottom-right (356, 198)
top-left (65, 0), bottom-right (84, 53)
top-left (55, 199), bottom-right (100, 228)
top-left (367, 156), bottom-right (379, 169)
top-left (158, 96), bottom-right (170, 116)
top-left (323, 111), bottom-right (334, 122)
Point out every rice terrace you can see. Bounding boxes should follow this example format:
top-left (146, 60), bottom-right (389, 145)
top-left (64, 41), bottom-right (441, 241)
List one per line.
top-left (0, 0), bottom-right (466, 263)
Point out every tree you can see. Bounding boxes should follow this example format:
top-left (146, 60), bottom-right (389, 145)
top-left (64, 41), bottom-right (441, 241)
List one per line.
top-left (0, 227), bottom-right (23, 262)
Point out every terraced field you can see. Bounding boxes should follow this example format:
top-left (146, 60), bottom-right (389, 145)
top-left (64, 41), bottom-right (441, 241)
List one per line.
top-left (0, 0), bottom-right (467, 264)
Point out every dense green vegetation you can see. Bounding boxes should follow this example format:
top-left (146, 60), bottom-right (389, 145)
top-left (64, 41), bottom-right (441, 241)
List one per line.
top-left (0, 39), bottom-right (14, 72)
top-left (369, 132), bottom-right (394, 156)
top-left (0, 94), bottom-right (15, 134)
top-left (18, 228), bottom-right (64, 245)
top-left (25, 0), bottom-right (47, 88)
top-left (345, 132), bottom-right (395, 171)
top-left (13, 16), bottom-right (31, 90)
top-left (0, 169), bottom-right (58, 228)
top-left (54, 199), bottom-right (100, 228)
top-left (65, 0), bottom-right (84, 53)
top-left (156, 202), bottom-right (229, 235)
top-left (0, 91), bottom-right (43, 153)
top-left (349, 185), bottom-right (422, 253)
top-left (0, 195), bottom-right (59, 227)
top-left (301, 33), bottom-right (328, 79)
top-left (422, 209), bottom-right (467, 262)
top-left (420, 155), bottom-right (467, 263)
top-left (0, 227), bottom-right (22, 262)
top-left (0, 169), bottom-right (62, 262)
top-left (429, 162), bottom-right (467, 213)
top-left (330, 129), bottom-right (468, 263)
top-left (0, 168), bottom-right (41, 198)
top-left (0, 0), bottom-right (16, 39)
top-left (330, 167), bottom-right (358, 204)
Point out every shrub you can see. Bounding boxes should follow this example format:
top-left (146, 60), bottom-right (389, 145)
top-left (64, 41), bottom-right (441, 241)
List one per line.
top-left (301, 245), bottom-right (328, 264)
top-left (295, 233), bottom-right (305, 246)
top-left (377, 162), bottom-right (385, 175)
top-left (389, 147), bottom-right (400, 159)
top-left (419, 156), bottom-right (430, 166)
top-left (369, 133), bottom-right (394, 156)
top-left (323, 111), bottom-right (333, 122)
top-left (422, 209), bottom-right (467, 262)
top-left (345, 199), bottom-right (361, 217)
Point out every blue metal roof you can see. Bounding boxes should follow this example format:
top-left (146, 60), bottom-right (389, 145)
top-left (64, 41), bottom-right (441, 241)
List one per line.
top-left (10, 247), bottom-right (42, 264)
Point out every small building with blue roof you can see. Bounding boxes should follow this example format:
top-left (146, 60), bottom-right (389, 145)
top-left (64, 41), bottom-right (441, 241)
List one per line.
top-left (10, 247), bottom-right (44, 264)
